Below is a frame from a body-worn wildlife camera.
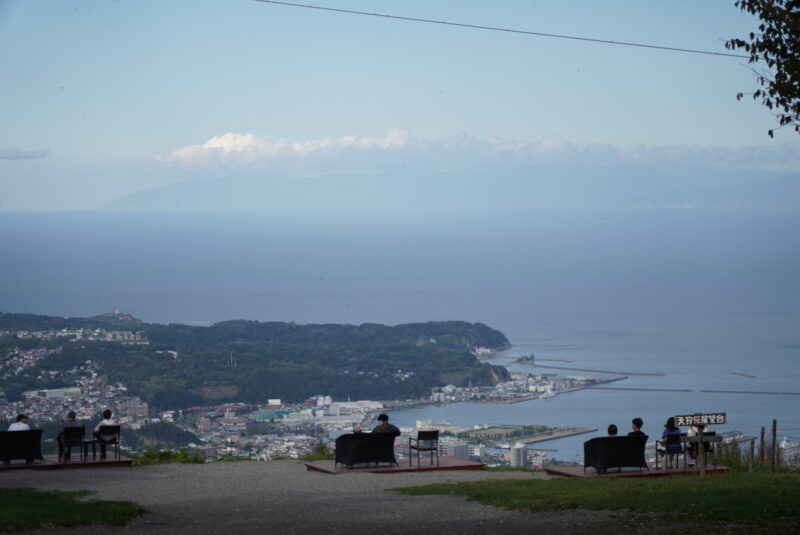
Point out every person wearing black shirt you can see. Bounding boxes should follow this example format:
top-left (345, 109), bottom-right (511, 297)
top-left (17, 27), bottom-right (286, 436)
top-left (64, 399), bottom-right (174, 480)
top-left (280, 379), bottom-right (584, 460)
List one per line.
top-left (628, 417), bottom-right (645, 437)
top-left (371, 413), bottom-right (400, 436)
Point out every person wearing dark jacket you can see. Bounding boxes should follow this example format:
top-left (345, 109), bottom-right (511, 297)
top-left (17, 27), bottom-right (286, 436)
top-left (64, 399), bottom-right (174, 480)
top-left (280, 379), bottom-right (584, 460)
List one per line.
top-left (57, 410), bottom-right (82, 460)
top-left (371, 413), bottom-right (400, 436)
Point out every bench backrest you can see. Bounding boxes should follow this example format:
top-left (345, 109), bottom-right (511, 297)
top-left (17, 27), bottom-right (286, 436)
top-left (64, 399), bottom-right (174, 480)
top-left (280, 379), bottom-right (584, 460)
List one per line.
top-left (584, 435), bottom-right (648, 472)
top-left (335, 432), bottom-right (397, 467)
top-left (0, 429), bottom-right (44, 461)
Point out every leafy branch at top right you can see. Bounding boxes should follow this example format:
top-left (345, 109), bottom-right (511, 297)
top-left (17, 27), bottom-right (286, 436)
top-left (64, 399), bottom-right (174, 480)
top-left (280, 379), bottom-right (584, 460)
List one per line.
top-left (726, 0), bottom-right (800, 137)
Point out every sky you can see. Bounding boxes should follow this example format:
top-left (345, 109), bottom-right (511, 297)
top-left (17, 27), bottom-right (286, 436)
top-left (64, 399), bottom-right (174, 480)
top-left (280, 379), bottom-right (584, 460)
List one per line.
top-left (1, 0), bottom-right (799, 210)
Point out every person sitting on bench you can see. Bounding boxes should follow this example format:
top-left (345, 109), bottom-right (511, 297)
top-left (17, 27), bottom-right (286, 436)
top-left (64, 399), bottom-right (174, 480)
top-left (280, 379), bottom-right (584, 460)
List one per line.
top-left (7, 414), bottom-right (35, 464)
top-left (8, 414), bottom-right (30, 431)
top-left (371, 414), bottom-right (400, 436)
top-left (628, 417), bottom-right (645, 437)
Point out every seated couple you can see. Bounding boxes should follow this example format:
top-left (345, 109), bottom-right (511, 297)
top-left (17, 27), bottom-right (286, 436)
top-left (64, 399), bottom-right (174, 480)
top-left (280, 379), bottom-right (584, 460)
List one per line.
top-left (606, 417), bottom-right (646, 438)
top-left (57, 409), bottom-right (119, 460)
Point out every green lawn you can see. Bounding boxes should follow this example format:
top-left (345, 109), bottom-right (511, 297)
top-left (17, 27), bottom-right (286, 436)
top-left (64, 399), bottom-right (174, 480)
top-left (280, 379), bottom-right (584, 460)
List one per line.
top-left (396, 472), bottom-right (800, 534)
top-left (0, 488), bottom-right (145, 532)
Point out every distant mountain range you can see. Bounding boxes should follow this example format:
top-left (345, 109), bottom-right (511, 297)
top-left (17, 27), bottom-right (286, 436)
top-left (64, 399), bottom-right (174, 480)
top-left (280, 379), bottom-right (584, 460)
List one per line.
top-left (103, 166), bottom-right (800, 212)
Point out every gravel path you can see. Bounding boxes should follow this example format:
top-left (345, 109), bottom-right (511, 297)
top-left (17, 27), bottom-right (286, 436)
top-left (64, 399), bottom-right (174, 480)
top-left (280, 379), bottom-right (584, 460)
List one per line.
top-left (1, 461), bottom-right (619, 534)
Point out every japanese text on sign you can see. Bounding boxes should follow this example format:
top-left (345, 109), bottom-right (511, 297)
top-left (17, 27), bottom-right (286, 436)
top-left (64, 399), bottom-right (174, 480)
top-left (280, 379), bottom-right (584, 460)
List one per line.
top-left (674, 413), bottom-right (726, 427)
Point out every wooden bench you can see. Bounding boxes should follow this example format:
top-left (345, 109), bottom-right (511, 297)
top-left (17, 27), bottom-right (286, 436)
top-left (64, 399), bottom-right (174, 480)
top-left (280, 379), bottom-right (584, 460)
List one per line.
top-left (0, 429), bottom-right (45, 464)
top-left (584, 435), bottom-right (649, 474)
top-left (335, 433), bottom-right (398, 469)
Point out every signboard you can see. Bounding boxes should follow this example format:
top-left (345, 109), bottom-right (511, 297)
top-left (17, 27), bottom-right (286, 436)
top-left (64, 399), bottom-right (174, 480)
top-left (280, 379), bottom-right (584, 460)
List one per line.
top-left (674, 412), bottom-right (726, 427)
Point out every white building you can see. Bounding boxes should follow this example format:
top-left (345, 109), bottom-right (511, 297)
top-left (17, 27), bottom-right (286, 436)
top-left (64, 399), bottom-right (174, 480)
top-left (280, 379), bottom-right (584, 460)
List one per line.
top-left (510, 443), bottom-right (528, 467)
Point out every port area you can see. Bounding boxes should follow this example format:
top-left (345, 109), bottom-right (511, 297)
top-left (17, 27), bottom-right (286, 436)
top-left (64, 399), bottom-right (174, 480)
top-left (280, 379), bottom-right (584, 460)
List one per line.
top-left (460, 425), bottom-right (597, 446)
top-left (490, 376), bottom-right (629, 404)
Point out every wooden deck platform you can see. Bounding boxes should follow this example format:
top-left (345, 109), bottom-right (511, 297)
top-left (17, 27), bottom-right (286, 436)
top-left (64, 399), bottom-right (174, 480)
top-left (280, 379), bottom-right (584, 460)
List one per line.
top-left (546, 464), bottom-right (729, 478)
top-left (0, 454), bottom-right (133, 471)
top-left (306, 456), bottom-right (485, 474)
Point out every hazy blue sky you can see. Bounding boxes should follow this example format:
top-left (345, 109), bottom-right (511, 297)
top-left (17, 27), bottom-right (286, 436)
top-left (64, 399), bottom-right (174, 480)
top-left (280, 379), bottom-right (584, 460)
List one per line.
top-left (1, 0), bottom-right (799, 210)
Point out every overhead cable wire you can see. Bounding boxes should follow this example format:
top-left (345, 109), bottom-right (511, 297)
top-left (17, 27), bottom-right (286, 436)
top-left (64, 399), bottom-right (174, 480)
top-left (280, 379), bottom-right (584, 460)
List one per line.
top-left (253, 0), bottom-right (748, 59)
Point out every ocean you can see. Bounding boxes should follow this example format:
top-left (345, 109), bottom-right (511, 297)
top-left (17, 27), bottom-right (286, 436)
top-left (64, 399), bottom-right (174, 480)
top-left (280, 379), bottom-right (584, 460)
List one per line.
top-left (2, 210), bottom-right (798, 460)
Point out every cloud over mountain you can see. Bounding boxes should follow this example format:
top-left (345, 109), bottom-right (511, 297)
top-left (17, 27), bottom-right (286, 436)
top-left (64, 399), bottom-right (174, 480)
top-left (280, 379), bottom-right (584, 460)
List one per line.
top-left (158, 129), bottom-right (800, 175)
top-left (162, 128), bottom-right (411, 164)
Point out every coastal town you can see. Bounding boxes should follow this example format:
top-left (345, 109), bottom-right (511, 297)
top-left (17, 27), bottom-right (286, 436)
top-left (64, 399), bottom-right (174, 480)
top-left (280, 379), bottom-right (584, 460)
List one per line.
top-left (1, 327), bottom-right (604, 467)
top-left (5, 325), bottom-right (797, 469)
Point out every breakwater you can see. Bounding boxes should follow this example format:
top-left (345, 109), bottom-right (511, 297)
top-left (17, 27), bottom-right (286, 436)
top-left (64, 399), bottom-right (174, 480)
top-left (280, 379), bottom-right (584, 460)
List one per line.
top-left (523, 363), bottom-right (666, 376)
top-left (512, 356), bottom-right (573, 363)
top-left (701, 389), bottom-right (800, 396)
top-left (517, 426), bottom-right (597, 445)
top-left (587, 386), bottom-right (692, 392)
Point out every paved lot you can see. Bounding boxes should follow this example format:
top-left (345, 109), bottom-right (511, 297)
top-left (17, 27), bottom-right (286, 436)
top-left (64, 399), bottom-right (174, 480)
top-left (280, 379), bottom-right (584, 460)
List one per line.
top-left (1, 461), bottom-right (619, 534)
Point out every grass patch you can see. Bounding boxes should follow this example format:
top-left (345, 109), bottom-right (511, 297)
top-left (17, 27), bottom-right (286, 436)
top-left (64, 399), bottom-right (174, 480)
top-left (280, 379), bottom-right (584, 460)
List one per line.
top-left (215, 453), bottom-right (251, 462)
top-left (485, 466), bottom-right (541, 473)
top-left (396, 472), bottom-right (800, 533)
top-left (0, 488), bottom-right (145, 532)
top-left (131, 448), bottom-right (206, 466)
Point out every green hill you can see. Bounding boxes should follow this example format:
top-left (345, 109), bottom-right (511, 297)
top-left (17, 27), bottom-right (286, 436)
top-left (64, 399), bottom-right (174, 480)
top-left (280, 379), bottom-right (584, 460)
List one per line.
top-left (0, 313), bottom-right (510, 410)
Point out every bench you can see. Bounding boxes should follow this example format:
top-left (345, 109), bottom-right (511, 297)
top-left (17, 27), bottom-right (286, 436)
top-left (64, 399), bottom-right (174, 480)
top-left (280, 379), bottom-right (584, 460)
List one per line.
top-left (0, 429), bottom-right (45, 464)
top-left (335, 433), bottom-right (398, 469)
top-left (584, 435), bottom-right (649, 474)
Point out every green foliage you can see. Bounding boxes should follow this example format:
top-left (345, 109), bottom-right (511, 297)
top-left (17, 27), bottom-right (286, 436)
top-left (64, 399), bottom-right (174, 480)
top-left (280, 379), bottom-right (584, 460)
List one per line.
top-left (122, 421), bottom-right (199, 451)
top-left (216, 453), bottom-right (251, 462)
top-left (397, 471), bottom-right (800, 533)
top-left (131, 448), bottom-right (206, 466)
top-left (726, 0), bottom-right (800, 137)
top-left (140, 319), bottom-right (509, 350)
top-left (0, 488), bottom-right (145, 531)
top-left (300, 440), bottom-right (334, 461)
top-left (0, 311), bottom-right (142, 331)
top-left (1, 313), bottom-right (510, 411)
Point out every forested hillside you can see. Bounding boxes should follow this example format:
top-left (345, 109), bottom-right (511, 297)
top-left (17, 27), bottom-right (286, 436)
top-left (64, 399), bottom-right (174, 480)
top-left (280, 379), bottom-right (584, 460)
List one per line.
top-left (0, 313), bottom-right (510, 409)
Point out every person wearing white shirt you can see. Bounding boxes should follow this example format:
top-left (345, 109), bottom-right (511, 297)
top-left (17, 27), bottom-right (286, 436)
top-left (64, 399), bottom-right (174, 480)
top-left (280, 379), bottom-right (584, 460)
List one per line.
top-left (93, 409), bottom-right (116, 432)
top-left (8, 414), bottom-right (30, 431)
top-left (5, 414), bottom-right (33, 464)
top-left (93, 409), bottom-right (118, 459)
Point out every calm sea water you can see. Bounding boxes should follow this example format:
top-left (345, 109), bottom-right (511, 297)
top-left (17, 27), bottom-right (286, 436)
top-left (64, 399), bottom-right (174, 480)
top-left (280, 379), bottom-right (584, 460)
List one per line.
top-left (2, 210), bottom-right (798, 459)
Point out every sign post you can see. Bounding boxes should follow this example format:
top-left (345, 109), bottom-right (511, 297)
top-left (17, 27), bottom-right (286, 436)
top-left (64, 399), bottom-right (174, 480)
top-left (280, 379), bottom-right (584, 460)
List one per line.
top-left (674, 413), bottom-right (726, 476)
